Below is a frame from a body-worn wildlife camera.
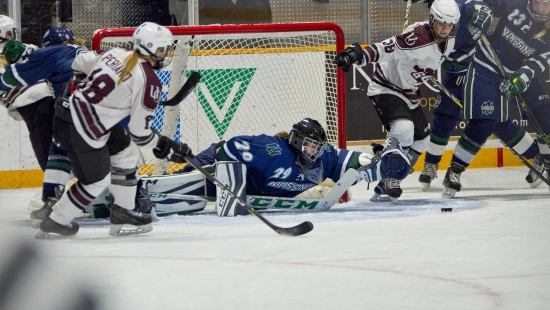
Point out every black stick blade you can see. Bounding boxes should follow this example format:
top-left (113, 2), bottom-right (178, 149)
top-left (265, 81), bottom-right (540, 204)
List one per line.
top-left (275, 221), bottom-right (314, 236)
top-left (160, 71), bottom-right (201, 106)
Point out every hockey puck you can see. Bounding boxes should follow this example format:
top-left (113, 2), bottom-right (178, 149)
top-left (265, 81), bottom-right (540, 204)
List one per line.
top-left (441, 207), bottom-right (453, 212)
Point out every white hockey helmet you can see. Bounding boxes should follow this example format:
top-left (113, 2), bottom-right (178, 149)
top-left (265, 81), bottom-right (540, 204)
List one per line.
top-left (132, 22), bottom-right (174, 70)
top-left (528, 0), bottom-right (550, 22)
top-left (429, 0), bottom-right (460, 41)
top-left (0, 15), bottom-right (19, 43)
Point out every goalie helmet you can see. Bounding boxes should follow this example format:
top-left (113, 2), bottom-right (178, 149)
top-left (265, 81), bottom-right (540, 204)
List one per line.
top-left (429, 0), bottom-right (460, 41)
top-left (132, 22), bottom-right (174, 70)
top-left (288, 118), bottom-right (327, 171)
top-left (528, 0), bottom-right (550, 22)
top-left (42, 26), bottom-right (75, 47)
top-left (0, 15), bottom-right (18, 43)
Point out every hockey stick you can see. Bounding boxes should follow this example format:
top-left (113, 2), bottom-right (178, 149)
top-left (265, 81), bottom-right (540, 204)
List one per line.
top-left (159, 71), bottom-right (201, 106)
top-left (499, 140), bottom-right (550, 187)
top-left (425, 78), bottom-right (546, 182)
top-left (403, 0), bottom-right (413, 32)
top-left (425, 76), bottom-right (463, 108)
top-left (479, 34), bottom-right (550, 147)
top-left (182, 156), bottom-right (314, 236)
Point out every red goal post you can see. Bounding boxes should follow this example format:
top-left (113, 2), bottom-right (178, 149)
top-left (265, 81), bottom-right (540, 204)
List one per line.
top-left (92, 22), bottom-right (346, 176)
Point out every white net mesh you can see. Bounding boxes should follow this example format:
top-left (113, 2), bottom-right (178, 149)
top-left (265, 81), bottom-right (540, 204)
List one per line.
top-left (93, 23), bottom-right (345, 176)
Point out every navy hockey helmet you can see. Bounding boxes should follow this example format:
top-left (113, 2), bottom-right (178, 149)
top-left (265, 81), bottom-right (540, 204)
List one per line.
top-left (288, 118), bottom-right (327, 171)
top-left (42, 26), bottom-right (75, 47)
top-left (528, 0), bottom-right (550, 22)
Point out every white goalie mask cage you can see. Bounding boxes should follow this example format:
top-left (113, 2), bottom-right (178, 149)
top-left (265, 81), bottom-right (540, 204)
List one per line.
top-left (289, 118), bottom-right (327, 172)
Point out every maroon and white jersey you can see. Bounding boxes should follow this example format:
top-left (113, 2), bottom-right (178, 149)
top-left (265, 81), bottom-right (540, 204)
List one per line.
top-left (361, 22), bottom-right (455, 109)
top-left (69, 48), bottom-right (162, 149)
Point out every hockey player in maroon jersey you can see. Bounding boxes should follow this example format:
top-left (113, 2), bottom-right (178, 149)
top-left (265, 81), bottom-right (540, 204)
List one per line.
top-left (36, 22), bottom-right (193, 238)
top-left (333, 0), bottom-right (460, 202)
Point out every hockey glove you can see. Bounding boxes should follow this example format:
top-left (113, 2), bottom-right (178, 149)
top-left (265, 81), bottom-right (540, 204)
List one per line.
top-left (371, 142), bottom-right (384, 154)
top-left (467, 4), bottom-right (493, 40)
top-left (333, 42), bottom-right (364, 72)
top-left (2, 40), bottom-right (26, 64)
top-left (499, 71), bottom-right (530, 100)
top-left (153, 135), bottom-right (193, 163)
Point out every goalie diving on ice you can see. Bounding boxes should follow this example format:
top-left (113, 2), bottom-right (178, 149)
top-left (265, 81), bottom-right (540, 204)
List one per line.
top-left (177, 118), bottom-right (411, 217)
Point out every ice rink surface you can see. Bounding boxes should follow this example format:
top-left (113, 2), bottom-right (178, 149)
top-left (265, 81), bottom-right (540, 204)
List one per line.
top-left (1, 167), bottom-right (549, 310)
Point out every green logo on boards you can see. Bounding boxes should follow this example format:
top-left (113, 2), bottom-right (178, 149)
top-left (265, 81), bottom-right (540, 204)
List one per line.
top-left (188, 69), bottom-right (257, 139)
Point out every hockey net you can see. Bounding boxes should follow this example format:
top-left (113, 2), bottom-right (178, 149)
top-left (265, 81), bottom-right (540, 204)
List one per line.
top-left (92, 23), bottom-right (346, 176)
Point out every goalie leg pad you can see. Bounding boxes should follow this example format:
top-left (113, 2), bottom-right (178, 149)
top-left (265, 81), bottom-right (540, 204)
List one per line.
top-left (215, 161), bottom-right (248, 217)
top-left (380, 137), bottom-right (411, 181)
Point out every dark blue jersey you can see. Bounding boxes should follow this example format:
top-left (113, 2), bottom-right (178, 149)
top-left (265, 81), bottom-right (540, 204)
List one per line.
top-left (0, 44), bottom-right (88, 98)
top-left (216, 134), bottom-right (362, 197)
top-left (429, 0), bottom-right (488, 73)
top-left (476, 0), bottom-right (550, 79)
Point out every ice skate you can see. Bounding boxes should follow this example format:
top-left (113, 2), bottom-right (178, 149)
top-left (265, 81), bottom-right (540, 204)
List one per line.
top-left (35, 216), bottom-right (79, 239)
top-left (30, 185), bottom-right (65, 228)
top-left (442, 162), bottom-right (465, 198)
top-left (30, 198), bottom-right (56, 229)
top-left (109, 204), bottom-right (153, 236)
top-left (370, 178), bottom-right (402, 203)
top-left (525, 155), bottom-right (547, 188)
top-left (419, 162), bottom-right (438, 191)
top-left (134, 184), bottom-right (158, 222)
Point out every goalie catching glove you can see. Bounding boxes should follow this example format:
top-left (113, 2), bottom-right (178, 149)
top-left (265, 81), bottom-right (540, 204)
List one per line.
top-left (153, 134), bottom-right (193, 163)
top-left (499, 71), bottom-right (531, 99)
top-left (333, 42), bottom-right (364, 72)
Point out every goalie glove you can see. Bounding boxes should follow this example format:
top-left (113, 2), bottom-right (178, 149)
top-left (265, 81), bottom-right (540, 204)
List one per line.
top-left (333, 42), bottom-right (364, 72)
top-left (153, 135), bottom-right (193, 163)
top-left (467, 4), bottom-right (493, 40)
top-left (499, 71), bottom-right (530, 100)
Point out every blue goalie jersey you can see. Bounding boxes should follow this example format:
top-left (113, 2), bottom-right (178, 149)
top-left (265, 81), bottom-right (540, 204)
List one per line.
top-left (216, 134), bottom-right (362, 197)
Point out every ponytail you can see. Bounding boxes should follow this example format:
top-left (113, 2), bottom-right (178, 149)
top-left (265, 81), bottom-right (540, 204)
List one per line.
top-left (118, 52), bottom-right (153, 85)
top-left (533, 19), bottom-right (550, 39)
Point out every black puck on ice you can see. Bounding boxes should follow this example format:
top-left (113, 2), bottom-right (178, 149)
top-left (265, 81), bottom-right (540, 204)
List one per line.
top-left (441, 207), bottom-right (453, 212)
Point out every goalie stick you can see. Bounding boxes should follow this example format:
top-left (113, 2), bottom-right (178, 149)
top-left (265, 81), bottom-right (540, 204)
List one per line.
top-left (159, 71), bottom-right (201, 106)
top-left (183, 155), bottom-right (314, 236)
top-left (247, 169), bottom-right (360, 212)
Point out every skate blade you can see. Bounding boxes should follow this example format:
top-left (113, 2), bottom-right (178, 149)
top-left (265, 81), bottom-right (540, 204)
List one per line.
top-left (35, 230), bottom-right (75, 240)
top-left (421, 182), bottom-right (431, 192)
top-left (31, 219), bottom-right (42, 229)
top-left (369, 193), bottom-right (382, 202)
top-left (370, 195), bottom-right (394, 203)
top-left (109, 223), bottom-right (153, 236)
top-left (442, 188), bottom-right (457, 198)
top-left (529, 178), bottom-right (543, 188)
